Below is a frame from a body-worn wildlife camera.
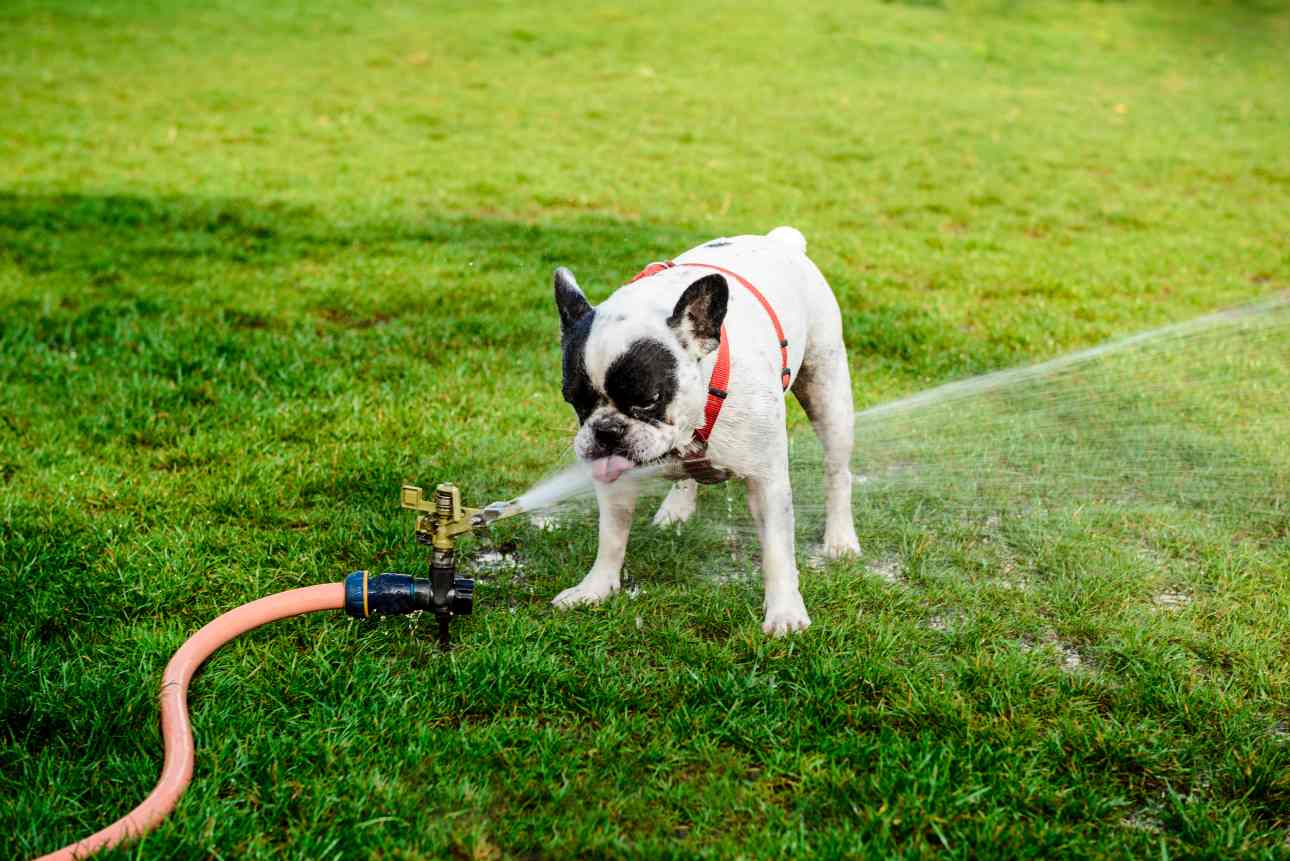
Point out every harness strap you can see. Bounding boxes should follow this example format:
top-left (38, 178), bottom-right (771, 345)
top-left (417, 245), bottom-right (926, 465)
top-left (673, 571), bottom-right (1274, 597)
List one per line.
top-left (696, 324), bottom-right (729, 444)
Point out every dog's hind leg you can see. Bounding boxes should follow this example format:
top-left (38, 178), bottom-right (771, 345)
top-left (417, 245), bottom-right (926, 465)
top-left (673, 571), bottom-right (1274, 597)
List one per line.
top-left (793, 343), bottom-right (861, 559)
top-left (652, 479), bottom-right (698, 527)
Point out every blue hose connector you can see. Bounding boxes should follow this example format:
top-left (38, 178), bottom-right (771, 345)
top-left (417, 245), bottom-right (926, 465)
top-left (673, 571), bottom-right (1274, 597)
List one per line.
top-left (344, 571), bottom-right (423, 618)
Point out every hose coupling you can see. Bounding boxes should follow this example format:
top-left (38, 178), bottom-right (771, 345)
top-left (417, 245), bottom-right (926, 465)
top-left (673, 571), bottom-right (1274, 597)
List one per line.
top-left (344, 570), bottom-right (473, 621)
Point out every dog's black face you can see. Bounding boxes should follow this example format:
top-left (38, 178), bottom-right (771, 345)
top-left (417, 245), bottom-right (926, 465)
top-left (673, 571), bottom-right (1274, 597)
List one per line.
top-left (568, 335), bottom-right (679, 462)
top-left (554, 267), bottom-right (726, 482)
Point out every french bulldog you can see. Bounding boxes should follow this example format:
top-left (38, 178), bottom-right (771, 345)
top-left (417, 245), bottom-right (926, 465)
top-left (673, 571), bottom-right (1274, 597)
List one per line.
top-left (551, 227), bottom-right (860, 635)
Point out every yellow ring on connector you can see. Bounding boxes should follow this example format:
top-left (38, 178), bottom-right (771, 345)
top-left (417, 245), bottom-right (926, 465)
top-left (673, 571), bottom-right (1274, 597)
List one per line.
top-left (362, 570), bottom-right (369, 618)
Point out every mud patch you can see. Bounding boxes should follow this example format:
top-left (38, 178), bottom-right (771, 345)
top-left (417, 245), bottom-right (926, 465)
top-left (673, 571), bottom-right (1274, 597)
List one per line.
top-left (529, 512), bottom-right (562, 530)
top-left (986, 574), bottom-right (1030, 592)
top-left (925, 609), bottom-right (964, 633)
top-left (1153, 591), bottom-right (1191, 610)
top-left (699, 568), bottom-right (757, 587)
top-left (471, 545), bottom-right (521, 574)
top-left (865, 557), bottom-right (904, 585)
top-left (1020, 629), bottom-right (1087, 673)
top-left (1121, 808), bottom-right (1163, 834)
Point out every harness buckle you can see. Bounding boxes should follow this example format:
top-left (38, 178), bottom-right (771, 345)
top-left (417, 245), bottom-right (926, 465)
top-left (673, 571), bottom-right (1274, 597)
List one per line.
top-left (682, 455), bottom-right (732, 485)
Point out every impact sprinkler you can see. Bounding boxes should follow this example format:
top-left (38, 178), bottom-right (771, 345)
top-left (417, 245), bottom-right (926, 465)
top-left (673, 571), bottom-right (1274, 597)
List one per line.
top-left (343, 483), bottom-right (523, 650)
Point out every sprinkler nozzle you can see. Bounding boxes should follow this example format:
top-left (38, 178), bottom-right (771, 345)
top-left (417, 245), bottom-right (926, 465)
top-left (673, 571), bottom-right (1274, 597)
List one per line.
top-left (473, 499), bottom-right (523, 528)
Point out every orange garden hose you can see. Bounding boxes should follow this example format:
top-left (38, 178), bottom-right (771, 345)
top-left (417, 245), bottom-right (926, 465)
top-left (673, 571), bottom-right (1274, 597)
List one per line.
top-left (38, 583), bottom-right (346, 861)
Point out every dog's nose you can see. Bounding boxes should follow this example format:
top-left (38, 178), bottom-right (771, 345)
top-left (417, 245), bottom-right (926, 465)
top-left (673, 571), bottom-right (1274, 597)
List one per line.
top-left (594, 422), bottom-right (625, 448)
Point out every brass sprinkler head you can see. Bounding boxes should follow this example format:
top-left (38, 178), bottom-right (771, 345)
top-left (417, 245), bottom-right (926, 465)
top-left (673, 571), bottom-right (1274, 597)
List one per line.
top-left (399, 484), bottom-right (480, 649)
top-left (400, 483), bottom-right (481, 552)
top-left (393, 484), bottom-right (523, 649)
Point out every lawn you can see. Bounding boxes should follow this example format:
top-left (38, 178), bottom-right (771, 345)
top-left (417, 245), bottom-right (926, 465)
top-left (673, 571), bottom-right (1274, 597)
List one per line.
top-left (2, 0), bottom-right (1289, 857)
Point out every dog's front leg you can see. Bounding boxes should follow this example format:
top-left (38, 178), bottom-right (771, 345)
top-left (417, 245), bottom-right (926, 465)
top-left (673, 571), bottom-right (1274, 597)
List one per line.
top-left (747, 471), bottom-right (811, 636)
top-left (552, 476), bottom-right (638, 607)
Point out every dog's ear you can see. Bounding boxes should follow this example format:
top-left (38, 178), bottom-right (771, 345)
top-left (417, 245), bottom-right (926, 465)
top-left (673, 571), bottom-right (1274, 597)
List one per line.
top-left (668, 273), bottom-right (728, 357)
top-left (554, 267), bottom-right (592, 334)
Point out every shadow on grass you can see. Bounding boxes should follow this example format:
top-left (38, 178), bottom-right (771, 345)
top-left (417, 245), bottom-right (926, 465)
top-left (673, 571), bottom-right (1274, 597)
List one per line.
top-left (0, 190), bottom-right (689, 284)
top-left (1131, 0), bottom-right (1290, 59)
top-left (0, 189), bottom-right (1030, 384)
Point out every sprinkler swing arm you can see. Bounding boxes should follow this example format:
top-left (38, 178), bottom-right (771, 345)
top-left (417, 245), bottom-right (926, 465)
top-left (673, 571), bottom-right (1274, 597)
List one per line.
top-left (342, 483), bottom-right (522, 649)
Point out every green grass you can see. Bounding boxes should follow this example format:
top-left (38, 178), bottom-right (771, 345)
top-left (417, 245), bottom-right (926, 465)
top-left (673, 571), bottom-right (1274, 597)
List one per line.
top-left (3, 0), bottom-right (1290, 857)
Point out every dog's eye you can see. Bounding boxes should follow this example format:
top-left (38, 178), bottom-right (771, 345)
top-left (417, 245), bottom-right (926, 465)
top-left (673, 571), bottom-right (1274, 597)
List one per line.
top-left (630, 396), bottom-right (660, 419)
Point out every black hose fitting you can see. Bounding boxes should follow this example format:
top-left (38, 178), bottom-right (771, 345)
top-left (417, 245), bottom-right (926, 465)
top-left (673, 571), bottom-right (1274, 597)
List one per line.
top-left (344, 571), bottom-right (473, 648)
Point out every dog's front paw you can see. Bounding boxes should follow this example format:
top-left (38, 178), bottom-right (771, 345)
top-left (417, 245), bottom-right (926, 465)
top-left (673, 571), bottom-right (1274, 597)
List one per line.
top-left (552, 575), bottom-right (619, 608)
top-left (821, 530), bottom-right (861, 560)
top-left (762, 592), bottom-right (812, 637)
top-left (651, 498), bottom-right (695, 529)
top-left (651, 482), bottom-right (697, 528)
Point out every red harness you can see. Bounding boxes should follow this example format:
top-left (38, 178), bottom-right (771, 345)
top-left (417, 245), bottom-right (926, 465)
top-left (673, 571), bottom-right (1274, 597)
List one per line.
top-left (629, 260), bottom-right (791, 483)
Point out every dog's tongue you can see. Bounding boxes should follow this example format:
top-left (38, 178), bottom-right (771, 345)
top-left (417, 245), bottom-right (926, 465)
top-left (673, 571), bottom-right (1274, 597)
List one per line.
top-left (591, 455), bottom-right (634, 483)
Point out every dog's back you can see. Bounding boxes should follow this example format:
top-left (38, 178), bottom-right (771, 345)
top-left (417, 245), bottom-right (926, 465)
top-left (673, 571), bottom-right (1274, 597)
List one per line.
top-left (672, 227), bottom-right (845, 386)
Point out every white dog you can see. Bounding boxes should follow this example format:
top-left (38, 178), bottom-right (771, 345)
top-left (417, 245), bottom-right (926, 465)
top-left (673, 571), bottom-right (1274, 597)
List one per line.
top-left (551, 227), bottom-right (859, 635)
